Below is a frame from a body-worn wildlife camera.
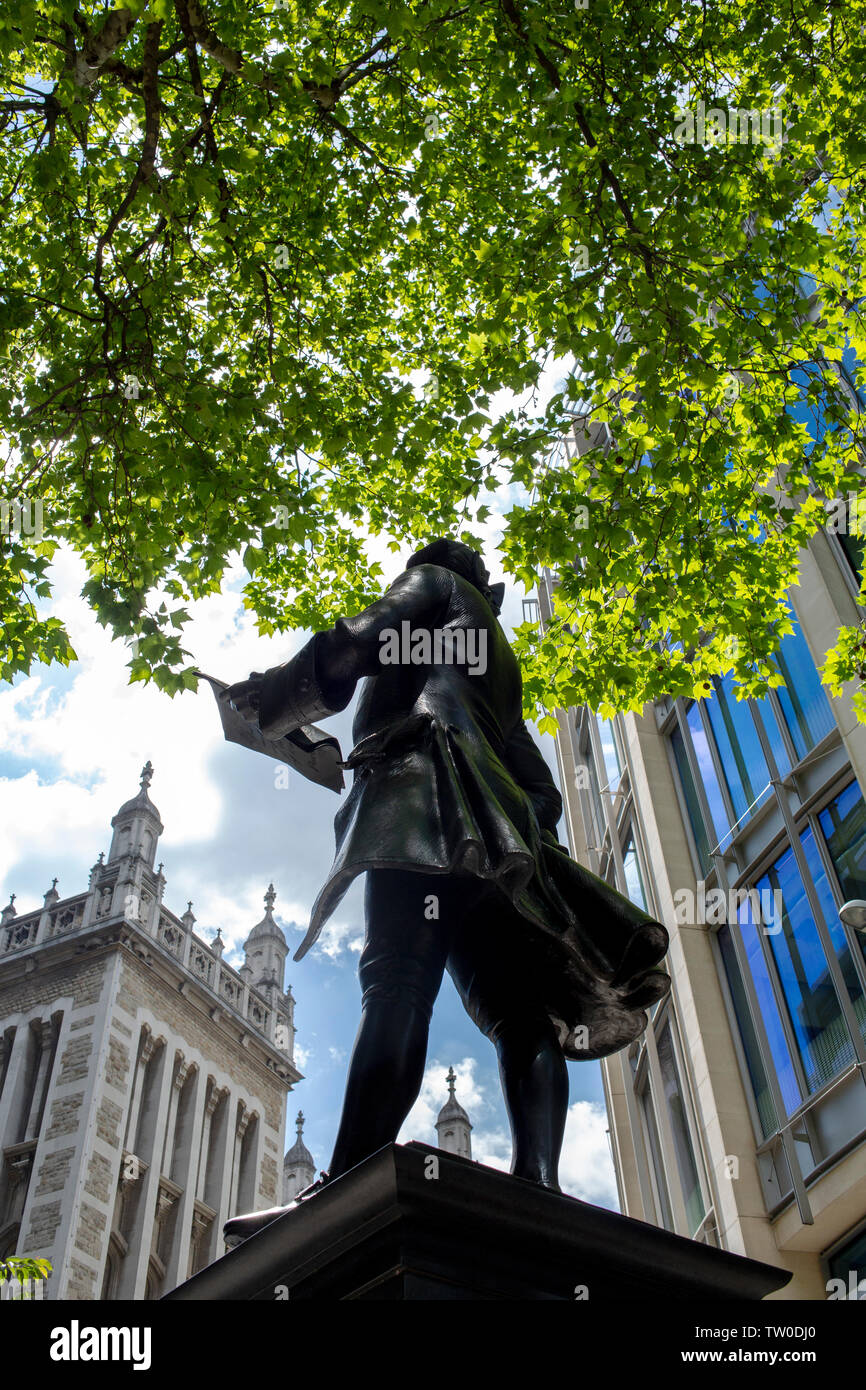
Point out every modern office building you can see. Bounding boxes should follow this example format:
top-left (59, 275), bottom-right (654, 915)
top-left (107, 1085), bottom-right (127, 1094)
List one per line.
top-left (544, 421), bottom-right (866, 1299)
top-left (0, 765), bottom-right (301, 1299)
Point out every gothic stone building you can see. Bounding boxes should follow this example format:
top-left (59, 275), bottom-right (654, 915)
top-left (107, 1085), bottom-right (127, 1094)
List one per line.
top-left (0, 764), bottom-right (301, 1299)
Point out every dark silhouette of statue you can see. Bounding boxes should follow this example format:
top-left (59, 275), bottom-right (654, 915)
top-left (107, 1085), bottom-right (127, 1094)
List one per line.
top-left (222, 539), bottom-right (670, 1243)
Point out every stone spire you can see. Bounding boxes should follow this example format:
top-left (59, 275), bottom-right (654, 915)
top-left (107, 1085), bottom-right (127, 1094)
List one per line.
top-left (282, 1110), bottom-right (316, 1203)
top-left (108, 761), bottom-right (164, 868)
top-left (243, 885), bottom-right (288, 992)
top-left (1, 894), bottom-right (16, 926)
top-left (435, 1066), bottom-right (473, 1159)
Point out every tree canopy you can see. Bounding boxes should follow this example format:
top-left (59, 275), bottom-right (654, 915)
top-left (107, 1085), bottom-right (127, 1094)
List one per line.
top-left (2, 0), bottom-right (866, 726)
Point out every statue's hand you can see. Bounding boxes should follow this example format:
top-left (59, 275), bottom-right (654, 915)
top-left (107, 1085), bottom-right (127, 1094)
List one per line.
top-left (223, 672), bottom-right (264, 723)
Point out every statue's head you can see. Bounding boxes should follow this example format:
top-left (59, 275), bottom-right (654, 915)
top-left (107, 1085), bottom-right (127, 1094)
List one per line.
top-left (406, 538), bottom-right (505, 615)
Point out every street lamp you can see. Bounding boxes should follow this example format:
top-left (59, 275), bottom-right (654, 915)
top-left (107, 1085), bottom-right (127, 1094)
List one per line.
top-left (839, 900), bottom-right (866, 933)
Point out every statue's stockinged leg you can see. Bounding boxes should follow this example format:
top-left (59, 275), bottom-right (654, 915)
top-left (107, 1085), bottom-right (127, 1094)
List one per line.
top-left (327, 868), bottom-right (452, 1180)
top-left (492, 1015), bottom-right (568, 1191)
top-left (446, 899), bottom-right (570, 1192)
top-left (327, 996), bottom-right (433, 1180)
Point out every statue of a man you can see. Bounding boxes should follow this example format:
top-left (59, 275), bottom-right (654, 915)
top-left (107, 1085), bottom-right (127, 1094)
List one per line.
top-left (223, 539), bottom-right (669, 1242)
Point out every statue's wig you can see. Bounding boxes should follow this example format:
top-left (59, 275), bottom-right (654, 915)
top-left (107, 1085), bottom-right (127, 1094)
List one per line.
top-left (406, 538), bottom-right (504, 616)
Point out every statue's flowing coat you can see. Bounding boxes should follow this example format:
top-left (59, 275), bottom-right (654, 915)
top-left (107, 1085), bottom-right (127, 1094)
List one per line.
top-left (273, 563), bottom-right (669, 1060)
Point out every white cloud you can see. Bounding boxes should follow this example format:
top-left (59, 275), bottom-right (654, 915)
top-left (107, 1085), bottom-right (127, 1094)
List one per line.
top-left (313, 914), bottom-right (365, 961)
top-left (0, 548), bottom-right (306, 847)
top-left (0, 546), bottom-right (336, 916)
top-left (559, 1099), bottom-right (618, 1208)
top-left (398, 1059), bottom-right (618, 1207)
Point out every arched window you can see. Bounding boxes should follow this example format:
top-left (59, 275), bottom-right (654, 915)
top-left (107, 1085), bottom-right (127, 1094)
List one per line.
top-left (144, 1254), bottom-right (164, 1301)
top-left (100, 1234), bottom-right (126, 1300)
top-left (236, 1113), bottom-right (259, 1214)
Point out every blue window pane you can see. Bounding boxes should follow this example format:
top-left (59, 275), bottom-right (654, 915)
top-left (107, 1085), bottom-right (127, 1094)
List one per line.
top-left (703, 675), bottom-right (770, 825)
top-left (755, 697), bottom-right (791, 778)
top-left (759, 848), bottom-right (856, 1093)
top-left (685, 703), bottom-right (730, 849)
top-left (838, 513), bottom-right (865, 583)
top-left (787, 362), bottom-right (823, 446)
top-left (737, 902), bottom-right (802, 1115)
top-left (656, 1022), bottom-right (705, 1235)
top-left (718, 923), bottom-right (778, 1138)
top-left (800, 826), bottom-right (866, 1043)
top-left (622, 835), bottom-right (646, 911)
top-left (596, 716), bottom-right (621, 788)
top-left (827, 1226), bottom-right (866, 1289)
top-left (819, 779), bottom-right (866, 974)
top-left (773, 618), bottom-right (835, 759)
top-left (640, 1085), bottom-right (673, 1231)
top-left (670, 724), bottom-right (712, 873)
top-left (582, 748), bottom-right (605, 849)
top-left (841, 337), bottom-right (865, 408)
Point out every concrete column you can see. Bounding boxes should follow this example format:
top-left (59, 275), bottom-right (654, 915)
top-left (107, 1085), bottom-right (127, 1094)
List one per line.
top-left (23, 1019), bottom-right (58, 1141)
top-left (0, 1023), bottom-right (33, 1150)
top-left (195, 1082), bottom-right (219, 1202)
top-left (203, 1088), bottom-right (234, 1267)
top-left (227, 1103), bottom-right (249, 1218)
top-left (162, 1064), bottom-right (206, 1292)
top-left (123, 1027), bottom-right (154, 1154)
top-left (117, 1037), bottom-right (175, 1299)
top-left (159, 1054), bottom-right (185, 1177)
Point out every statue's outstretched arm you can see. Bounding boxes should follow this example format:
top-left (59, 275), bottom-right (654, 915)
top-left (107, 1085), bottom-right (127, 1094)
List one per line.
top-left (235, 564), bottom-right (451, 739)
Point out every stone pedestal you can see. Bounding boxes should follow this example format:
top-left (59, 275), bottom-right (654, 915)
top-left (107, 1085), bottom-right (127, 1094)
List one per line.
top-left (164, 1141), bottom-right (791, 1301)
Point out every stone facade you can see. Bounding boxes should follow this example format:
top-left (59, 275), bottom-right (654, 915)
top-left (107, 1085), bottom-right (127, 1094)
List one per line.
top-left (0, 767), bottom-right (303, 1300)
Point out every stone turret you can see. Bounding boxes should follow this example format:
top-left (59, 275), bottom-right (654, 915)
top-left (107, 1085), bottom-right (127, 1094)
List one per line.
top-left (282, 1111), bottom-right (316, 1202)
top-left (435, 1066), bottom-right (473, 1159)
top-left (243, 884), bottom-right (289, 994)
top-left (108, 760), bottom-right (164, 870)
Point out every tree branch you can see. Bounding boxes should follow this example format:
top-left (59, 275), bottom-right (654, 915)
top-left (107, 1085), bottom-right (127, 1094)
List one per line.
top-left (185, 0), bottom-right (392, 113)
top-left (93, 21), bottom-right (163, 314)
top-left (74, 7), bottom-right (138, 87)
top-left (498, 0), bottom-right (656, 283)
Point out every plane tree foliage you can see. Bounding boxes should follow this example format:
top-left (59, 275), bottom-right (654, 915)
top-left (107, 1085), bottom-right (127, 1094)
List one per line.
top-left (2, 0), bottom-right (866, 725)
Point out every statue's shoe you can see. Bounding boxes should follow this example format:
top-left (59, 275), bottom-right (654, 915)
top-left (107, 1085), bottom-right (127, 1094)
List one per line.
top-left (223, 1205), bottom-right (290, 1248)
top-left (223, 1173), bottom-right (331, 1248)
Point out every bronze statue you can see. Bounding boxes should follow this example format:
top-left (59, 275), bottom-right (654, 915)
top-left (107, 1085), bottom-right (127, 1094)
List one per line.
top-left (221, 539), bottom-right (670, 1244)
